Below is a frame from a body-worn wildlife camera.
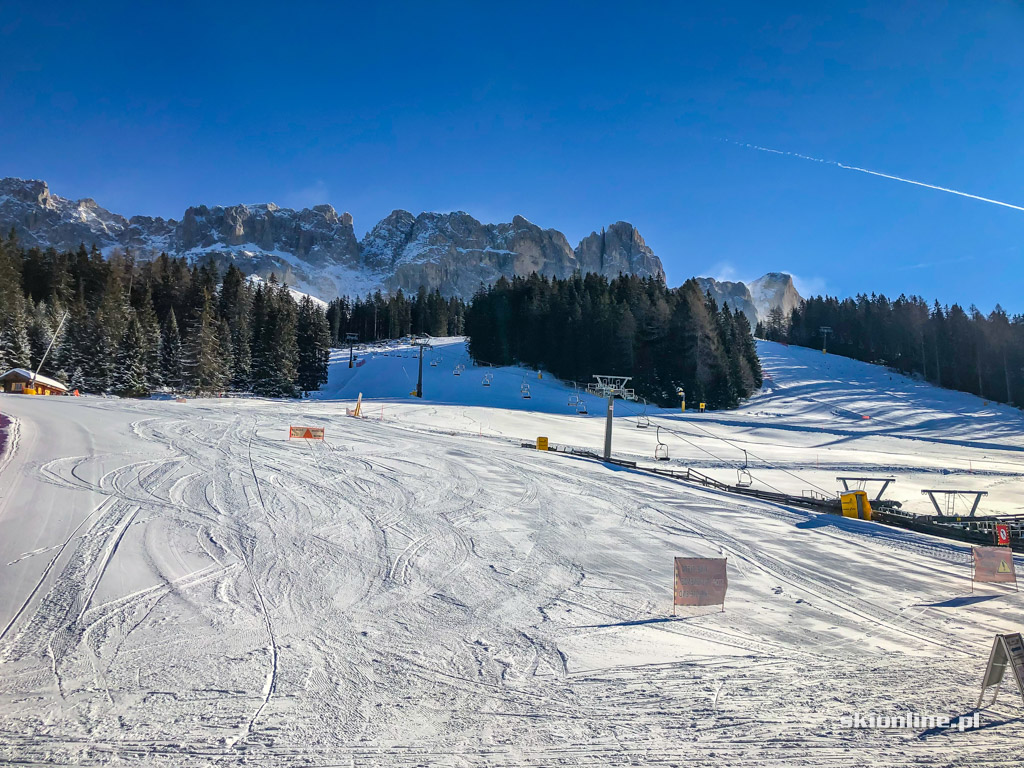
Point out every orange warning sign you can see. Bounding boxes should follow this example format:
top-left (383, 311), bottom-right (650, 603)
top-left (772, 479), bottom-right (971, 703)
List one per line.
top-left (973, 546), bottom-right (1017, 585)
top-left (289, 426), bottom-right (325, 440)
top-left (673, 557), bottom-right (728, 607)
top-left (996, 524), bottom-right (1011, 547)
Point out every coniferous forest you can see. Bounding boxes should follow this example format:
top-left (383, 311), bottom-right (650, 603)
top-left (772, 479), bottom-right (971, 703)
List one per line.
top-left (0, 233), bottom-right (333, 397)
top-left (0, 233), bottom-right (471, 398)
top-left (324, 287), bottom-right (466, 346)
top-left (757, 293), bottom-right (1024, 407)
top-left (465, 272), bottom-right (762, 409)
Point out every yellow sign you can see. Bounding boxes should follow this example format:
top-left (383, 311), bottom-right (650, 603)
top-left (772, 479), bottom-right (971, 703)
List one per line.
top-left (999, 560), bottom-right (1012, 574)
top-left (289, 426), bottom-right (325, 440)
top-left (699, 402), bottom-right (706, 413)
top-left (536, 436), bottom-right (549, 451)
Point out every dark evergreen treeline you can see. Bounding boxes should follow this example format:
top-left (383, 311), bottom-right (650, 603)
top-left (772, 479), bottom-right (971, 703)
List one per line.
top-left (0, 233), bottom-right (331, 397)
top-left (757, 293), bottom-right (1024, 406)
top-left (325, 287), bottom-right (465, 345)
top-left (465, 272), bottom-right (762, 408)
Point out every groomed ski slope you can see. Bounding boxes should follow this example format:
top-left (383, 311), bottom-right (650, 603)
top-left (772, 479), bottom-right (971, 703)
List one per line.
top-left (0, 339), bottom-right (1021, 767)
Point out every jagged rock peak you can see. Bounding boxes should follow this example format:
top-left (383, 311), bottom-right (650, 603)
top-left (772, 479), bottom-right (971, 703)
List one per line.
top-left (0, 176), bottom-right (668, 302)
top-left (697, 272), bottom-right (804, 327)
top-left (574, 221), bottom-right (665, 281)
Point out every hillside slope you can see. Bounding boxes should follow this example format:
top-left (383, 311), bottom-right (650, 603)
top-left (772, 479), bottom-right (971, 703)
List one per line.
top-left (0, 340), bottom-right (1021, 766)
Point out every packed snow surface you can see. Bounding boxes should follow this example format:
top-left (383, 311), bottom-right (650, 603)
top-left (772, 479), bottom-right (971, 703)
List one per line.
top-left (1, 339), bottom-right (1022, 766)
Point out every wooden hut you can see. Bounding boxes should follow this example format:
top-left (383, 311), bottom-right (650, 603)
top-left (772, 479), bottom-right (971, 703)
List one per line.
top-left (0, 368), bottom-right (69, 396)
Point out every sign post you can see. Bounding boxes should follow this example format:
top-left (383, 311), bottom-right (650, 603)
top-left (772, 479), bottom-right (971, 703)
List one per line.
top-left (978, 633), bottom-right (1024, 709)
top-left (673, 557), bottom-right (728, 614)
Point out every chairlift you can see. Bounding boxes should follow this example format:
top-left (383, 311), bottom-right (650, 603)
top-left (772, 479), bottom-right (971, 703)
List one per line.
top-left (736, 450), bottom-right (753, 488)
top-left (636, 397), bottom-right (650, 429)
top-left (430, 359), bottom-right (438, 367)
top-left (576, 400), bottom-right (588, 415)
top-left (521, 383), bottom-right (532, 399)
top-left (654, 426), bottom-right (669, 461)
top-left (482, 374), bottom-right (491, 387)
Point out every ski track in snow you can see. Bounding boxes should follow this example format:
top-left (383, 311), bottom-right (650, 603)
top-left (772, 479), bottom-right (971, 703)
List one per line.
top-left (0, 339), bottom-right (1023, 766)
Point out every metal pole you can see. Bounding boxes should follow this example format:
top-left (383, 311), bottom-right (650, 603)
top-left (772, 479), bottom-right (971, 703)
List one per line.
top-left (349, 341), bottom-right (354, 368)
top-left (416, 344), bottom-right (424, 398)
top-left (32, 310), bottom-right (69, 384)
top-left (603, 392), bottom-right (614, 460)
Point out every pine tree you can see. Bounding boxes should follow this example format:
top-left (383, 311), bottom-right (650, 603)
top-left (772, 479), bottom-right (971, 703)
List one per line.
top-left (0, 290), bottom-right (31, 370)
top-left (296, 296), bottom-right (331, 393)
top-left (161, 309), bottom-right (184, 391)
top-left (181, 296), bottom-right (227, 397)
top-left (250, 285), bottom-right (300, 397)
top-left (183, 295), bottom-right (228, 394)
top-left (114, 316), bottom-right (149, 397)
top-left (135, 288), bottom-right (163, 390)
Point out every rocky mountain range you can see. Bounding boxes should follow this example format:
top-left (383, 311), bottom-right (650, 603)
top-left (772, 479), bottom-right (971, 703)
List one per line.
top-left (0, 177), bottom-right (800, 321)
top-left (0, 177), bottom-right (663, 300)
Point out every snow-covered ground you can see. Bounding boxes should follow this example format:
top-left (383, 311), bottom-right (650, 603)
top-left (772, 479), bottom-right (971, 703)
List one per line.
top-left (1, 339), bottom-right (1022, 766)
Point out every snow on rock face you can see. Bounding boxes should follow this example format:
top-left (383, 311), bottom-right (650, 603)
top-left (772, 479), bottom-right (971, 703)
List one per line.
top-left (697, 273), bottom-right (804, 325)
top-left (0, 178), bottom-right (129, 251)
top-left (0, 177), bottom-right (666, 302)
top-left (695, 277), bottom-right (760, 327)
top-left (360, 210), bottom-right (584, 297)
top-left (749, 272), bottom-right (802, 321)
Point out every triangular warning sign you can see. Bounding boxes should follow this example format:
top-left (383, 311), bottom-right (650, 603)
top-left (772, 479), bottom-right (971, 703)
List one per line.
top-left (998, 559), bottom-right (1012, 574)
top-left (302, 429), bottom-right (314, 439)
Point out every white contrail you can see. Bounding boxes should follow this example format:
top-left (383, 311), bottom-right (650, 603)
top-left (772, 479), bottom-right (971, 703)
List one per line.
top-left (731, 140), bottom-right (1024, 213)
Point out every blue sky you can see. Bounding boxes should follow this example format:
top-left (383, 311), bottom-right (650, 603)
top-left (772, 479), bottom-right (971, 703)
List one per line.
top-left (2, 2), bottom-right (1022, 311)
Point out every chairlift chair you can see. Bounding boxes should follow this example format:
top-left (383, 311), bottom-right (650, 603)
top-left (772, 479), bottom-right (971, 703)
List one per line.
top-left (576, 400), bottom-right (588, 415)
top-left (736, 450), bottom-right (752, 488)
top-left (636, 398), bottom-right (650, 429)
top-left (654, 426), bottom-right (669, 461)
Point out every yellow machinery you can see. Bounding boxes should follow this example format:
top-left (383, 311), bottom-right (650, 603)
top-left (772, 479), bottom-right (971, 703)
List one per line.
top-left (840, 491), bottom-right (872, 521)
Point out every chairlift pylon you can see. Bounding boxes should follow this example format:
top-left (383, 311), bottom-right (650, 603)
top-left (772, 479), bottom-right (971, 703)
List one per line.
top-left (655, 426), bottom-right (669, 461)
